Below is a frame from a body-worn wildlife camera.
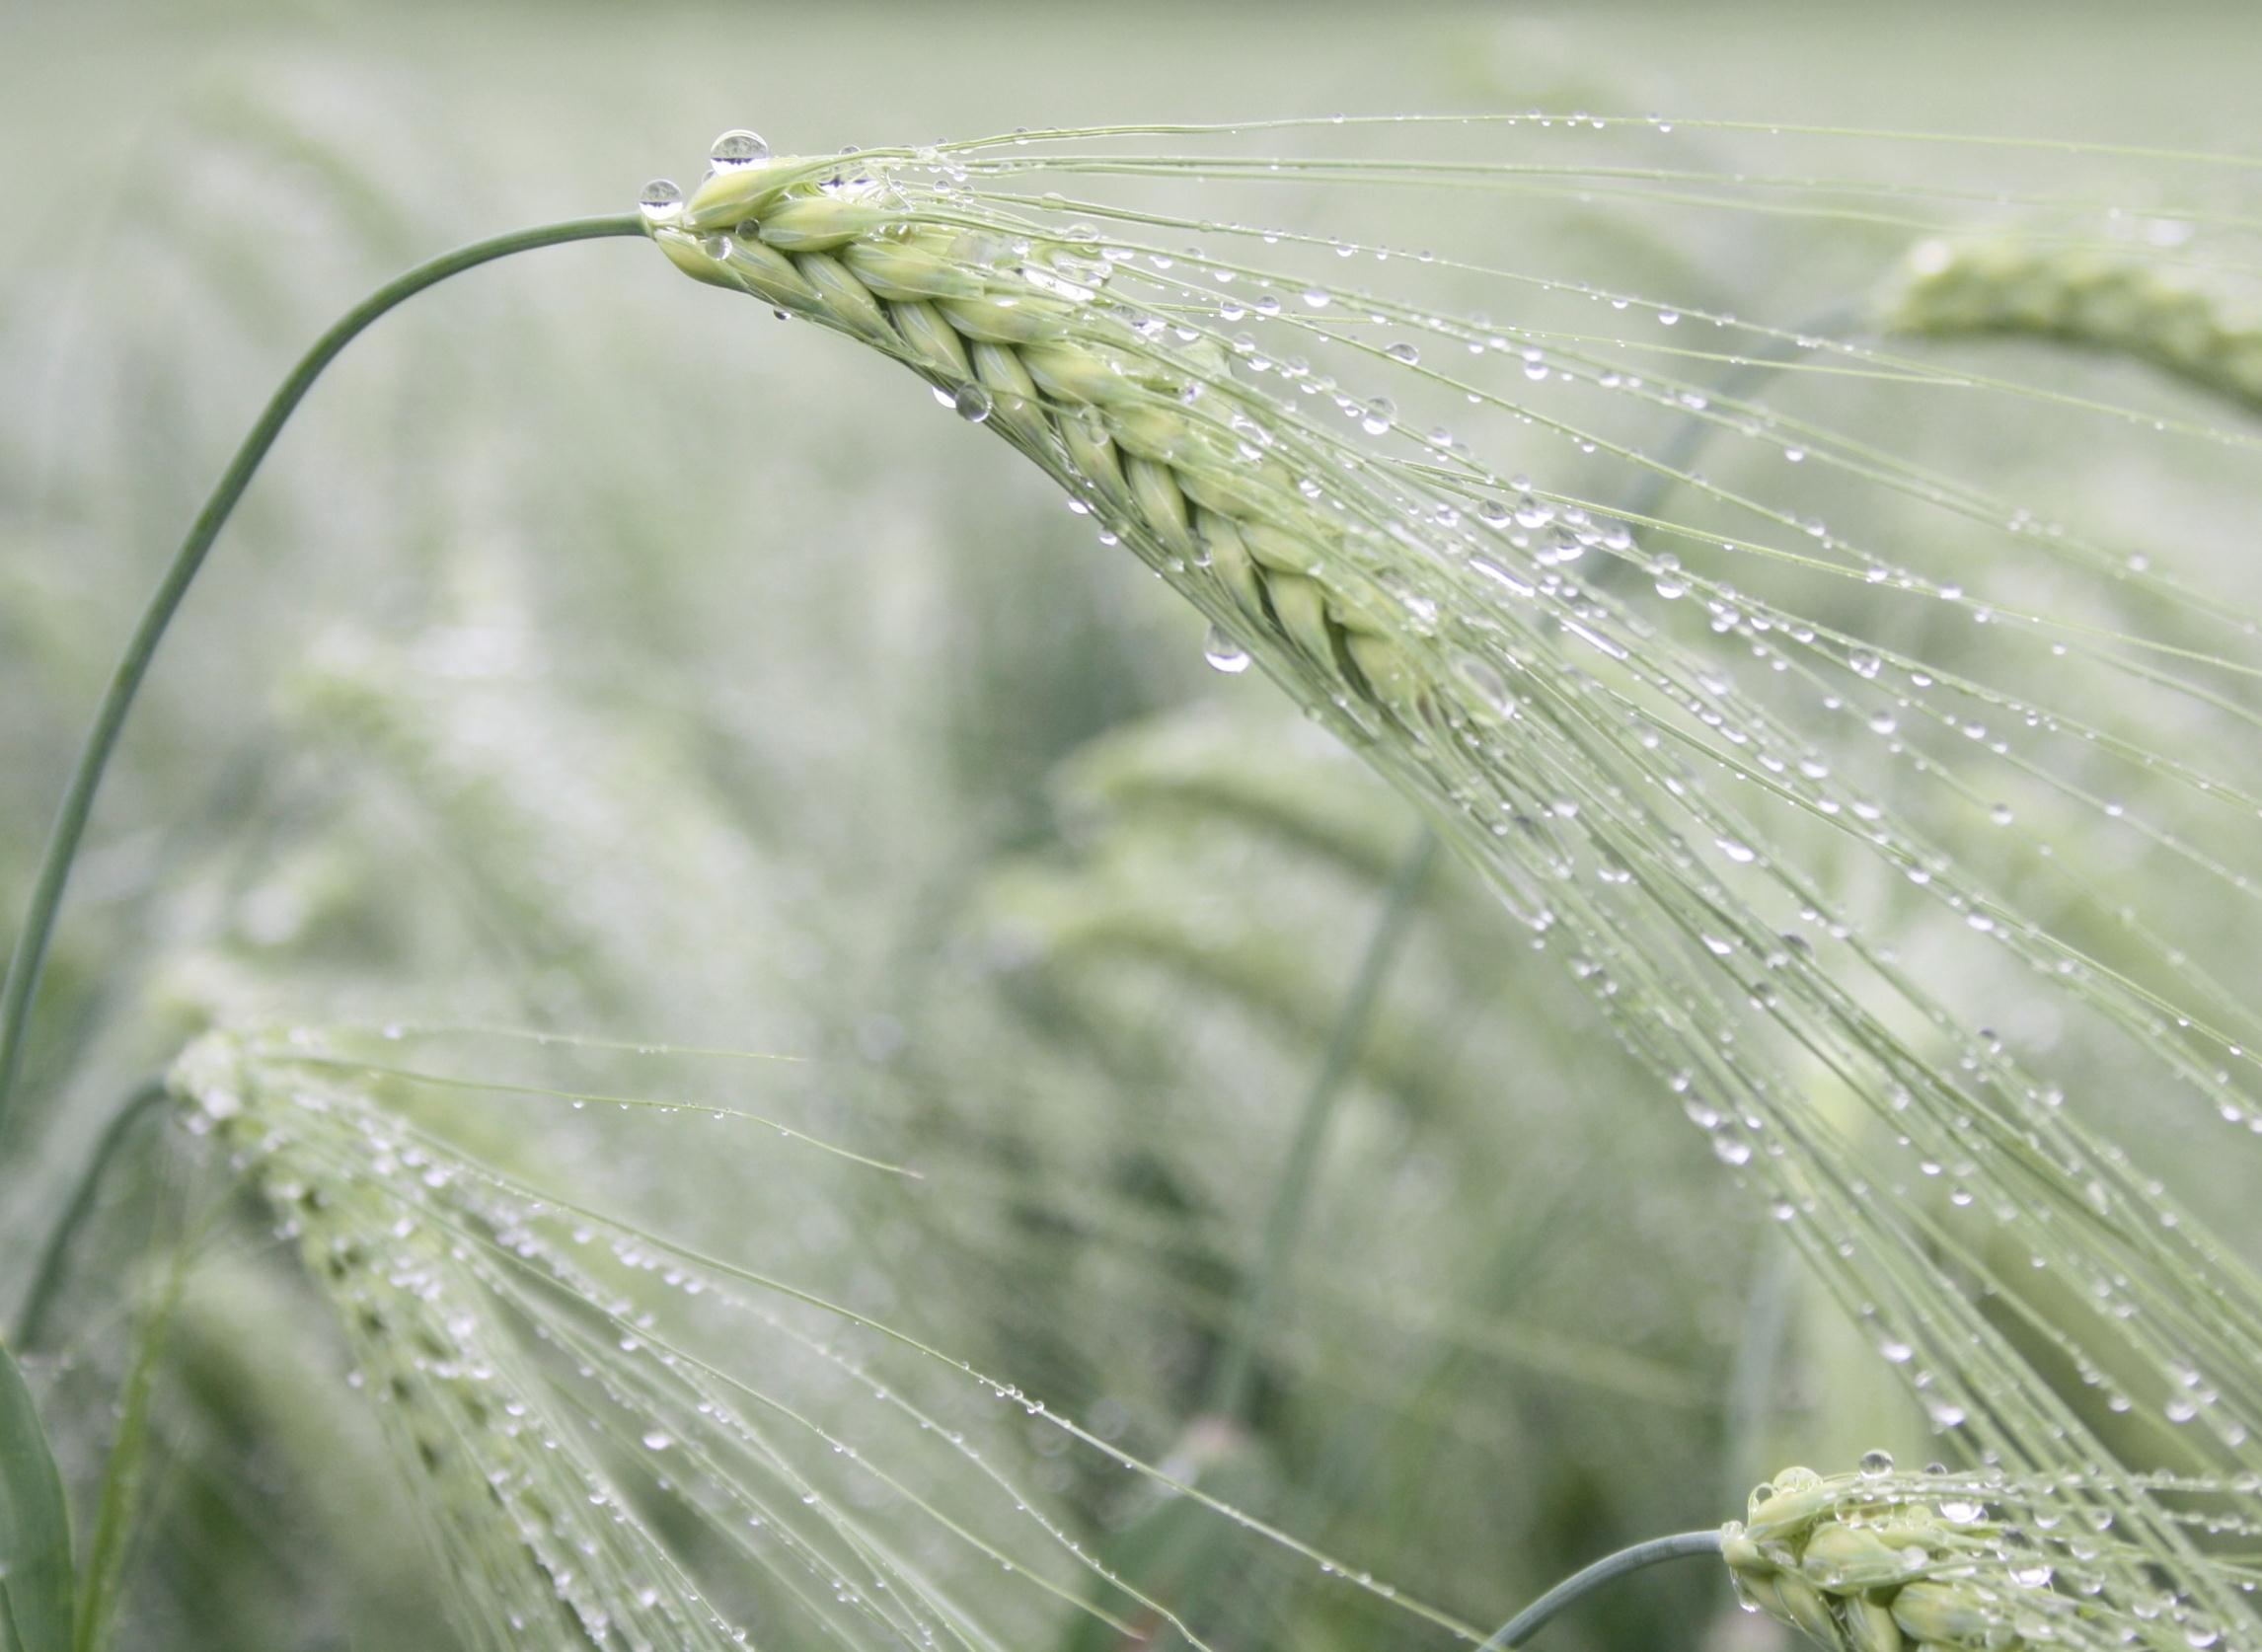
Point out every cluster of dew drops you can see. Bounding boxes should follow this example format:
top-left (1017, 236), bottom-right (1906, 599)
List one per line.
top-left (638, 127), bottom-right (774, 227)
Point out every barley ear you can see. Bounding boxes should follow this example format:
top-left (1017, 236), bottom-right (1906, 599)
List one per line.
top-left (1884, 237), bottom-right (2262, 412)
top-left (644, 147), bottom-right (1446, 758)
top-left (1721, 1463), bottom-right (2245, 1652)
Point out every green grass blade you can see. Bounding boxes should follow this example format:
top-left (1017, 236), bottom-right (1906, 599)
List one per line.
top-left (72, 1237), bottom-right (196, 1652)
top-left (0, 1337), bottom-right (74, 1652)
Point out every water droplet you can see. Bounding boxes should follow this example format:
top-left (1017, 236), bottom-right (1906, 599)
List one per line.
top-left (953, 384), bottom-right (993, 423)
top-left (638, 179), bottom-right (683, 224)
top-left (1384, 340), bottom-right (1420, 365)
top-left (1449, 654), bottom-right (1515, 719)
top-left (1859, 1449), bottom-right (1895, 1476)
top-left (710, 129), bottom-right (771, 169)
top-left (1203, 625), bottom-right (1251, 674)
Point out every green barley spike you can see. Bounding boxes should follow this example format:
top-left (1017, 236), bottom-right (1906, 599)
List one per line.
top-left (1720, 1463), bottom-right (2248, 1652)
top-left (168, 1032), bottom-right (753, 1652)
top-left (644, 141), bottom-right (1484, 774)
top-left (650, 129), bottom-right (2262, 1645)
top-left (1883, 237), bottom-right (2262, 413)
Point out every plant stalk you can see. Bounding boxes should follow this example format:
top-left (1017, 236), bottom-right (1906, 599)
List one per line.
top-left (14, 1080), bottom-right (169, 1350)
top-left (1477, 1529), bottom-right (1723, 1649)
top-left (1205, 828), bottom-right (1438, 1423)
top-left (0, 213), bottom-right (648, 1149)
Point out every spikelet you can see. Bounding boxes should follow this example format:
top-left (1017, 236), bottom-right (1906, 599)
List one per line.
top-left (169, 1030), bottom-right (750, 1652)
top-left (168, 1026), bottom-right (1248, 1651)
top-left (1883, 237), bottom-right (2262, 412)
top-left (1721, 1462), bottom-right (2251, 1652)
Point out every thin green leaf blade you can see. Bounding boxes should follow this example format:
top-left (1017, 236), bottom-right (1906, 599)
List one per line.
top-left (0, 1337), bottom-right (72, 1652)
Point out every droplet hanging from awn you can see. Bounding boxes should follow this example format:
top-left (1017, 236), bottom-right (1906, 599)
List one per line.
top-left (1203, 625), bottom-right (1251, 674)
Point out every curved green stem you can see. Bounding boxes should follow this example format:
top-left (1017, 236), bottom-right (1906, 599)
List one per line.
top-left (14, 1080), bottom-right (169, 1350)
top-left (1477, 1529), bottom-right (1723, 1649)
top-left (1205, 828), bottom-right (1438, 1423)
top-left (0, 213), bottom-right (648, 1147)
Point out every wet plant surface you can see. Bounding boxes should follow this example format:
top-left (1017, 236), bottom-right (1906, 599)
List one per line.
top-left (6, 8), bottom-right (2262, 1650)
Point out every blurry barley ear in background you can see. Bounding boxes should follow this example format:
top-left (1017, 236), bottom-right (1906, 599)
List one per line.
top-left (7, 5), bottom-right (2262, 1651)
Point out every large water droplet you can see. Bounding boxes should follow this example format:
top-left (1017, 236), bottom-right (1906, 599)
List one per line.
top-left (638, 179), bottom-right (683, 224)
top-left (710, 129), bottom-right (771, 169)
top-left (1203, 625), bottom-right (1251, 674)
top-left (1859, 1449), bottom-right (1895, 1476)
top-left (953, 384), bottom-right (993, 423)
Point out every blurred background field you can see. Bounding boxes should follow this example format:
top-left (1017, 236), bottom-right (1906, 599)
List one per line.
top-left (7, 4), bottom-right (2262, 1649)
